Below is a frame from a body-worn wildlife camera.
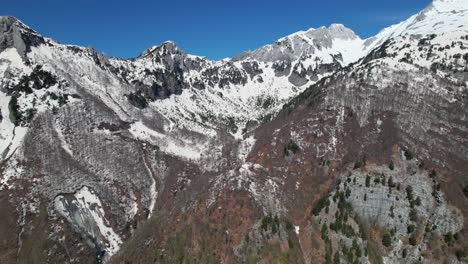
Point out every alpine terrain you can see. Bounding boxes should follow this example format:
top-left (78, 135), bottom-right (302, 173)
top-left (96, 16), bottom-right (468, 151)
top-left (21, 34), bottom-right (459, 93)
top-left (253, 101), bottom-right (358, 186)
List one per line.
top-left (0, 0), bottom-right (468, 263)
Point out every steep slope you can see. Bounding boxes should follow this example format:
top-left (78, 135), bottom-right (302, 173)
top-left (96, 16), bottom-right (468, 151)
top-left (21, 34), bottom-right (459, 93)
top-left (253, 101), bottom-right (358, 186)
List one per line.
top-left (236, 0), bottom-right (468, 262)
top-left (0, 15), bottom-right (381, 263)
top-left (114, 0), bottom-right (468, 263)
top-left (0, 0), bottom-right (467, 263)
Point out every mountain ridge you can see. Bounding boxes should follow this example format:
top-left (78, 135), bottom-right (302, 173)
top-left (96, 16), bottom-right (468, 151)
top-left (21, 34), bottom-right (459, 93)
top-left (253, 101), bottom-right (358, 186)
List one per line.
top-left (2, 0), bottom-right (466, 63)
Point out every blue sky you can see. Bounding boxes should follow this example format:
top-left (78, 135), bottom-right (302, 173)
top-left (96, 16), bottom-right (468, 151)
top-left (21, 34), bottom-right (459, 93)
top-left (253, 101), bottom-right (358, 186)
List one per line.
top-left (3, 0), bottom-right (431, 60)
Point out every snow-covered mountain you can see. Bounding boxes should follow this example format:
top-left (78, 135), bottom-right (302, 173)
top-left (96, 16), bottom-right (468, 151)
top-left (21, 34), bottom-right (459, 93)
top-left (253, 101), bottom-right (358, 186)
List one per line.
top-left (0, 0), bottom-right (467, 263)
top-left (107, 24), bottom-right (378, 140)
top-left (0, 17), bottom-right (387, 162)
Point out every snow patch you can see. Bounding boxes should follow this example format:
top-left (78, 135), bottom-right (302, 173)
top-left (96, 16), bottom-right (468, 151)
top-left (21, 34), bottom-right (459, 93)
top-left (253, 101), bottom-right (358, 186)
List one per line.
top-left (0, 48), bottom-right (31, 73)
top-left (54, 121), bottom-right (73, 156)
top-left (237, 136), bottom-right (256, 162)
top-left (54, 186), bottom-right (122, 258)
top-left (129, 121), bottom-right (207, 160)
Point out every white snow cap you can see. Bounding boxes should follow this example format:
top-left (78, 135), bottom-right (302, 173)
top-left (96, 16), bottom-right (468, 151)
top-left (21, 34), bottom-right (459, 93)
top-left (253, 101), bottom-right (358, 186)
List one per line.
top-left (432, 0), bottom-right (467, 4)
top-left (431, 0), bottom-right (468, 10)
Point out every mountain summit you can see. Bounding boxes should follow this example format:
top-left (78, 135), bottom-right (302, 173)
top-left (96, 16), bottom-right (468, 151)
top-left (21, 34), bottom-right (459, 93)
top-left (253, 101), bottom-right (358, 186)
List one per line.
top-left (234, 24), bottom-right (364, 64)
top-left (0, 16), bottom-right (44, 58)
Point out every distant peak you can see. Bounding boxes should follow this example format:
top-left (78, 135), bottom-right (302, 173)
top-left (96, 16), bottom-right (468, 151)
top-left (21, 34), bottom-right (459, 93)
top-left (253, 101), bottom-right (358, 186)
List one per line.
top-left (0, 16), bottom-right (23, 31)
top-left (0, 16), bottom-right (38, 33)
top-left (0, 16), bottom-right (19, 24)
top-left (329, 23), bottom-right (346, 29)
top-left (0, 16), bottom-right (22, 24)
top-left (432, 0), bottom-right (466, 3)
top-left (139, 40), bottom-right (183, 58)
top-left (157, 40), bottom-right (178, 51)
top-left (288, 23), bottom-right (359, 41)
top-left (0, 16), bottom-right (44, 58)
top-left (428, 0), bottom-right (468, 11)
top-left (159, 40), bottom-right (177, 48)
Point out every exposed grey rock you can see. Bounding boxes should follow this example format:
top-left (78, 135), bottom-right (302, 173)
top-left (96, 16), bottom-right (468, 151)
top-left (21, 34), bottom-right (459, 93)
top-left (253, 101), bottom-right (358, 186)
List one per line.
top-left (0, 16), bottom-right (44, 59)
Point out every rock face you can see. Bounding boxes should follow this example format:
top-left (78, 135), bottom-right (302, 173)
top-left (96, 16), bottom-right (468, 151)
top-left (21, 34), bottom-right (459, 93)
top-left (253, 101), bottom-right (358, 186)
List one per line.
top-left (0, 0), bottom-right (468, 263)
top-left (0, 16), bottom-right (44, 58)
top-left (54, 186), bottom-right (123, 263)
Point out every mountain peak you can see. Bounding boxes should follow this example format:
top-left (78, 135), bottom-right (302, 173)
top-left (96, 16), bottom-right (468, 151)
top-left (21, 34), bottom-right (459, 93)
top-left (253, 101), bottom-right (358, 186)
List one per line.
top-left (0, 15), bottom-right (44, 58)
top-left (327, 23), bottom-right (359, 40)
top-left (0, 15), bottom-right (19, 25)
top-left (0, 16), bottom-right (40, 36)
top-left (232, 22), bottom-right (363, 64)
top-left (365, 0), bottom-right (468, 50)
top-left (329, 23), bottom-right (346, 29)
top-left (411, 0), bottom-right (468, 33)
top-left (428, 0), bottom-right (468, 10)
top-left (139, 40), bottom-right (183, 58)
top-left (432, 0), bottom-right (466, 4)
top-left (292, 23), bottom-right (360, 44)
